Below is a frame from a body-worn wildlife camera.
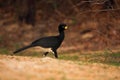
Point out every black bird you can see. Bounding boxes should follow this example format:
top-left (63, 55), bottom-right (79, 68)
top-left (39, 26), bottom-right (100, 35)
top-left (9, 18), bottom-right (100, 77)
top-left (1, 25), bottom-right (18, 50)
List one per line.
top-left (13, 23), bottom-right (68, 58)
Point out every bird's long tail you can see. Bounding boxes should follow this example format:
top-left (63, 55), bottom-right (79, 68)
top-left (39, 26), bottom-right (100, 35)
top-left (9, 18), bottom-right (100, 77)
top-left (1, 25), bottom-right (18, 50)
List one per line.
top-left (13, 45), bottom-right (32, 54)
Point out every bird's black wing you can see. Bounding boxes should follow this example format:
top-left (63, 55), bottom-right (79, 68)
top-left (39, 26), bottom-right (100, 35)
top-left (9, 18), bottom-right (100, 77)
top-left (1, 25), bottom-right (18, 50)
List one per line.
top-left (31, 36), bottom-right (60, 48)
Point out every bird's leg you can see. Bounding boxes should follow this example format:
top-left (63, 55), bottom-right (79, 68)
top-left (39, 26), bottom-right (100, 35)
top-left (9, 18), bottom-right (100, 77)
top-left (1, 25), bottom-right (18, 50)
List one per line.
top-left (54, 51), bottom-right (58, 58)
top-left (43, 52), bottom-right (49, 56)
top-left (52, 49), bottom-right (58, 58)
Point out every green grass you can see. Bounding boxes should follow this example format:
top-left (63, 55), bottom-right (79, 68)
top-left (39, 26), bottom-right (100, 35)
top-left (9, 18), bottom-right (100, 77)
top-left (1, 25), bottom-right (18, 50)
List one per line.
top-left (89, 51), bottom-right (120, 66)
top-left (0, 48), bottom-right (120, 66)
top-left (59, 51), bottom-right (120, 66)
top-left (59, 55), bottom-right (79, 61)
top-left (0, 48), bottom-right (9, 55)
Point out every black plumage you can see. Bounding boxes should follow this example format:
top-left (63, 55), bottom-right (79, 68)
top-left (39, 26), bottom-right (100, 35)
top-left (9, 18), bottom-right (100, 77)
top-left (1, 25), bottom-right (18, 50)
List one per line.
top-left (13, 23), bottom-right (68, 58)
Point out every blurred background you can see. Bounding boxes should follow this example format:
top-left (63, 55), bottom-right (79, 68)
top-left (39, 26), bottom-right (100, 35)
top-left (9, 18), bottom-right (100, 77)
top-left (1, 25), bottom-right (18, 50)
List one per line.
top-left (0, 0), bottom-right (120, 54)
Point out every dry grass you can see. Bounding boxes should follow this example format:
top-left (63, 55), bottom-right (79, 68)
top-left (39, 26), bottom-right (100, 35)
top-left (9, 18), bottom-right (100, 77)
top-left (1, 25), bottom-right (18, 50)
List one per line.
top-left (0, 54), bottom-right (120, 80)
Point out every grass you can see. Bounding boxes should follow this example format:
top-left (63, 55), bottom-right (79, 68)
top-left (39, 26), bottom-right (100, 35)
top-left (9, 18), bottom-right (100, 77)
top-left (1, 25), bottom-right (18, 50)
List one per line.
top-left (0, 48), bottom-right (9, 55)
top-left (89, 51), bottom-right (120, 66)
top-left (59, 55), bottom-right (79, 61)
top-left (59, 51), bottom-right (120, 66)
top-left (0, 48), bottom-right (120, 66)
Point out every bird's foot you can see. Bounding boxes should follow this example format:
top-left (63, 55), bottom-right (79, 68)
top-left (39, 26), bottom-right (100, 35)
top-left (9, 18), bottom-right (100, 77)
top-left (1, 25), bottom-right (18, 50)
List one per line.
top-left (43, 52), bottom-right (49, 57)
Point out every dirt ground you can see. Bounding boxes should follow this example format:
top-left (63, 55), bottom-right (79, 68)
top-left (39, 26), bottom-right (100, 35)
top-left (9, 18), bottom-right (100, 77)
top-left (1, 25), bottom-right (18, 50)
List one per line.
top-left (0, 54), bottom-right (120, 80)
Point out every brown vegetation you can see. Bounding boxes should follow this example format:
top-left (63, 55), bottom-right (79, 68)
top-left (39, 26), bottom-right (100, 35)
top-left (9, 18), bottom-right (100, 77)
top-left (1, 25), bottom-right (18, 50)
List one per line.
top-left (0, 0), bottom-right (120, 51)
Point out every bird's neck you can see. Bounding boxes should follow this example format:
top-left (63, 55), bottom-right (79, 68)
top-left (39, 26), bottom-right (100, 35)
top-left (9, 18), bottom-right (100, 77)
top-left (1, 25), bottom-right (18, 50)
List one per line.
top-left (59, 31), bottom-right (65, 40)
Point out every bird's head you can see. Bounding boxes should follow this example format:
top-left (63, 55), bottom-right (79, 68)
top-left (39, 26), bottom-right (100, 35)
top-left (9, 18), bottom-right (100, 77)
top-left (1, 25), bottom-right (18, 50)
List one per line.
top-left (58, 23), bottom-right (68, 32)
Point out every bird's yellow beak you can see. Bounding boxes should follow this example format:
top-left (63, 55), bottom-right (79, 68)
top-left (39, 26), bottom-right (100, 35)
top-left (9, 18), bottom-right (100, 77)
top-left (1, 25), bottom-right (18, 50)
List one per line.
top-left (64, 26), bottom-right (68, 30)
